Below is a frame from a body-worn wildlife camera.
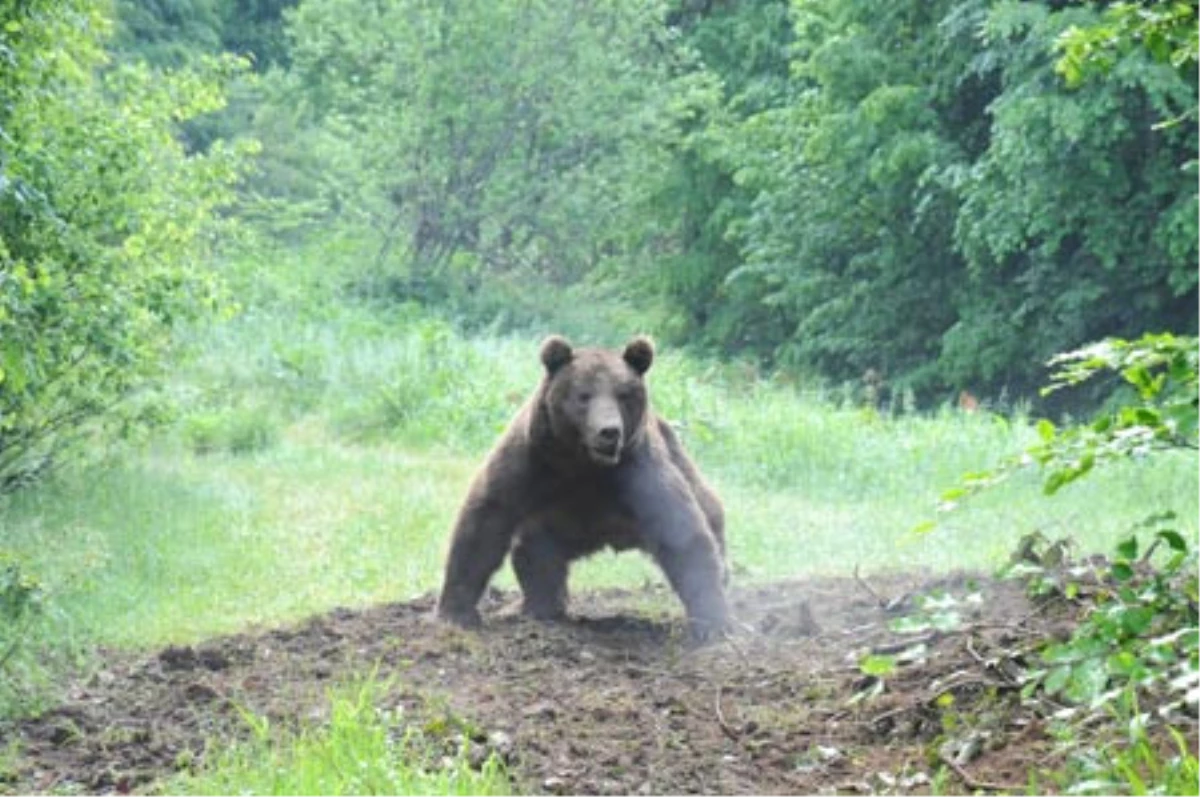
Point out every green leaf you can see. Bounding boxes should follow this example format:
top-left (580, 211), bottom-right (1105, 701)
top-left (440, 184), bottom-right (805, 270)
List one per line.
top-left (1044, 665), bottom-right (1071, 696)
top-left (1176, 628), bottom-right (1200, 652)
top-left (1116, 536), bottom-right (1139, 560)
top-left (1065, 658), bottom-right (1109, 705)
top-left (859, 654), bottom-right (897, 677)
top-left (889, 616), bottom-right (932, 634)
top-left (911, 520), bottom-right (937, 535)
top-left (1156, 529), bottom-right (1188, 553)
top-left (1110, 562), bottom-right (1134, 582)
top-left (1119, 606), bottom-right (1155, 636)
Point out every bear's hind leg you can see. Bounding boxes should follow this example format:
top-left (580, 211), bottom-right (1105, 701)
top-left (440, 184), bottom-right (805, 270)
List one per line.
top-left (512, 530), bottom-right (569, 621)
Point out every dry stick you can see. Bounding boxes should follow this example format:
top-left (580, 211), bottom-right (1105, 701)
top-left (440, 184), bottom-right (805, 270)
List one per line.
top-left (714, 684), bottom-right (741, 743)
top-left (937, 751), bottom-right (1022, 793)
top-left (852, 564), bottom-right (889, 609)
top-left (870, 632), bottom-right (939, 655)
top-left (1139, 537), bottom-right (1162, 564)
top-left (965, 634), bottom-right (987, 665)
top-left (965, 634), bottom-right (1025, 687)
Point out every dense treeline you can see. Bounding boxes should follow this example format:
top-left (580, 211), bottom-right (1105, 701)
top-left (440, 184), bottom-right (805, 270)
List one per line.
top-left (1, 0), bottom-right (1196, 488)
top-left (106, 0), bottom-right (1200, 402)
top-left (662, 1), bottom-right (1198, 402)
top-left (216, 0), bottom-right (1196, 404)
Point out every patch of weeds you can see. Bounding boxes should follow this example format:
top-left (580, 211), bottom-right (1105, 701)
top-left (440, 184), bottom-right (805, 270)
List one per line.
top-left (0, 551), bottom-right (47, 716)
top-left (182, 405), bottom-right (280, 456)
top-left (1019, 521), bottom-right (1197, 715)
top-left (174, 674), bottom-right (510, 796)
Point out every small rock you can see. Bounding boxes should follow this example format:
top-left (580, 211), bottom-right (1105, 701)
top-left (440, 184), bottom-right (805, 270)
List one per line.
top-left (543, 776), bottom-right (568, 794)
top-left (488, 730), bottom-right (514, 760)
top-left (184, 682), bottom-right (220, 703)
top-left (522, 701), bottom-right (557, 720)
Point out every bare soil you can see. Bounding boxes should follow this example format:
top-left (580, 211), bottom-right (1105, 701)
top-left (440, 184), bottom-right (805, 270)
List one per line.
top-left (3, 572), bottom-right (1091, 794)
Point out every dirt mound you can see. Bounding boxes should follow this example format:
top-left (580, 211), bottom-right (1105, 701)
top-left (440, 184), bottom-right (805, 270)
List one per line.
top-left (4, 573), bottom-right (1069, 794)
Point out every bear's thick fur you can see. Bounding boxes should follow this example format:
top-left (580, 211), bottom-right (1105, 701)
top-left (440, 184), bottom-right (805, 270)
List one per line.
top-left (435, 335), bottom-right (731, 637)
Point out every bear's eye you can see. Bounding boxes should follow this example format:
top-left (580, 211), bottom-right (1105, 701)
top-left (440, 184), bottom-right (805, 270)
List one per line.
top-left (577, 391), bottom-right (592, 403)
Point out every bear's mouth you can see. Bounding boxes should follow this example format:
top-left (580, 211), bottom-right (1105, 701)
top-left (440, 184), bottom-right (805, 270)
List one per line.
top-left (587, 443), bottom-right (621, 466)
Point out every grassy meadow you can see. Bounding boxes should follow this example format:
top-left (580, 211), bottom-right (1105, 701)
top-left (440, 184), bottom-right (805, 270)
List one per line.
top-left (0, 246), bottom-right (1196, 698)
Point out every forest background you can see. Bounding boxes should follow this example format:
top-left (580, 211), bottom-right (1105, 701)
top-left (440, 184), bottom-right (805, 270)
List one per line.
top-left (0, 0), bottom-right (1196, 790)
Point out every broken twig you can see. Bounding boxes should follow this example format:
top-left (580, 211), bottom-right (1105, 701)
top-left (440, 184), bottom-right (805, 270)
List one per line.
top-left (714, 684), bottom-right (741, 742)
top-left (938, 751), bottom-right (1021, 793)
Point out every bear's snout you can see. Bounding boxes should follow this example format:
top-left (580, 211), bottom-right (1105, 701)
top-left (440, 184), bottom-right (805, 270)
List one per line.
top-left (586, 400), bottom-right (625, 466)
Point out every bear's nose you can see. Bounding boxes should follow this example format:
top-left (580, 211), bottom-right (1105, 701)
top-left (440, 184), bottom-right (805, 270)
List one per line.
top-left (597, 426), bottom-right (621, 443)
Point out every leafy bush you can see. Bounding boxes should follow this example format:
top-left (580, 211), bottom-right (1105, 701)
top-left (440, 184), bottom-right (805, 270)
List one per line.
top-left (0, 0), bottom-right (253, 492)
top-left (0, 550), bottom-right (50, 713)
top-left (933, 333), bottom-right (1198, 792)
top-left (0, 551), bottom-right (41, 668)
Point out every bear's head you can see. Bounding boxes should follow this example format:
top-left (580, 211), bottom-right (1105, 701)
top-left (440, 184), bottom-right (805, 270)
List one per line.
top-left (537, 335), bottom-right (654, 467)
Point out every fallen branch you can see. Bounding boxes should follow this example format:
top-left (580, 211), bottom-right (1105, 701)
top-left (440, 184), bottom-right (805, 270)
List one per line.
top-left (938, 751), bottom-right (1021, 793)
top-left (853, 564), bottom-right (889, 609)
top-left (714, 685), bottom-right (741, 742)
top-left (870, 633), bottom-right (938, 655)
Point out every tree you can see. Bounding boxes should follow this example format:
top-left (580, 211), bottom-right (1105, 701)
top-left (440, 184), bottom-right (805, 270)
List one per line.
top-left (623, 0), bottom-right (795, 355)
top-left (267, 0), bottom-right (670, 301)
top-left (0, 0), bottom-right (251, 490)
top-left (722, 0), bottom-right (968, 393)
top-left (948, 2), bottom-right (1197, 398)
top-left (617, 0), bottom-right (1197, 406)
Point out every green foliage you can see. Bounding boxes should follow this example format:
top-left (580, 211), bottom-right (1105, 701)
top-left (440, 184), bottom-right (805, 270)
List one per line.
top-left (113, 0), bottom-right (297, 71)
top-left (1033, 334), bottom-right (1198, 493)
top-left (949, 4), bottom-right (1197, 395)
top-left (1013, 519), bottom-right (1197, 710)
top-left (255, 0), bottom-right (670, 308)
top-left (0, 0), bottom-right (253, 492)
top-left (932, 333), bottom-right (1198, 512)
top-left (0, 550), bottom-right (42, 668)
top-left (1056, 726), bottom-right (1199, 797)
top-left (95, 0), bottom-right (1197, 406)
top-left (933, 333), bottom-right (1198, 794)
top-left (174, 675), bottom-right (511, 795)
top-left (727, 1), bottom-right (965, 391)
top-left (183, 405), bottom-right (281, 455)
top-left (1056, 2), bottom-right (1198, 104)
top-left (620, 0), bottom-right (794, 354)
top-left (602, 0), bottom-right (1198, 403)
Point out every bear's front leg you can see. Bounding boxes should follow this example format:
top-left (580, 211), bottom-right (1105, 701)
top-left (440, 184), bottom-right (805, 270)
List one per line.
top-left (619, 464), bottom-right (732, 639)
top-left (436, 496), bottom-right (518, 628)
top-left (654, 531), bottom-right (731, 640)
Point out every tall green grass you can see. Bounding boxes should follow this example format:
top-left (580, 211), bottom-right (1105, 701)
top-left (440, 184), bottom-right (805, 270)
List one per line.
top-left (173, 675), bottom-right (510, 796)
top-left (3, 295), bottom-right (1194, 655)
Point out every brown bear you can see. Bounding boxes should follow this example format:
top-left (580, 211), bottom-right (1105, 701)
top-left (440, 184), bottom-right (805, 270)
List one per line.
top-left (435, 334), bottom-right (731, 638)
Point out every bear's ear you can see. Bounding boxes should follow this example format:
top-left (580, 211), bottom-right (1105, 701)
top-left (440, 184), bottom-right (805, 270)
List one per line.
top-left (623, 335), bottom-right (655, 375)
top-left (540, 335), bottom-right (574, 375)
